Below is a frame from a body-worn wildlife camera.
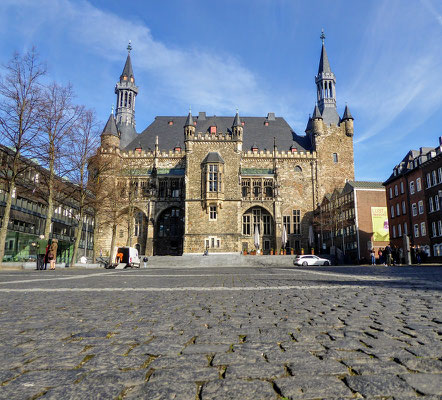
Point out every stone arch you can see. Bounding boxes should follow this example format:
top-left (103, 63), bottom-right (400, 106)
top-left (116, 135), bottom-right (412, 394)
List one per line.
top-left (153, 206), bottom-right (184, 256)
top-left (241, 206), bottom-right (275, 254)
top-left (294, 165), bottom-right (303, 173)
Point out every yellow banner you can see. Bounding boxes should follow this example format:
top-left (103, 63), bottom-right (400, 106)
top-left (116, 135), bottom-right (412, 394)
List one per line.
top-left (371, 207), bottom-right (390, 242)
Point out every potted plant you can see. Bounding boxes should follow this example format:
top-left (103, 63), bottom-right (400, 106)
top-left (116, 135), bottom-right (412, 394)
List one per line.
top-left (270, 248), bottom-right (274, 255)
top-left (290, 248), bottom-right (294, 255)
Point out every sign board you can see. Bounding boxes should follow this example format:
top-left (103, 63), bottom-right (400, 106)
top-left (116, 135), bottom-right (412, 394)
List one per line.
top-left (371, 207), bottom-right (390, 242)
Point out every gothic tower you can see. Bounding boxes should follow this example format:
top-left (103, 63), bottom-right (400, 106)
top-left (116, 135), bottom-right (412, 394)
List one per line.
top-left (115, 42), bottom-right (139, 148)
top-left (310, 30), bottom-right (355, 201)
top-left (315, 29), bottom-right (340, 125)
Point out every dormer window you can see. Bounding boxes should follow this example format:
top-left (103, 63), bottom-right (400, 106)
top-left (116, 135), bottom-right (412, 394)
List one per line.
top-left (135, 147), bottom-right (142, 153)
top-left (210, 126), bottom-right (217, 134)
top-left (241, 121), bottom-right (245, 126)
top-left (264, 121), bottom-right (269, 126)
top-left (123, 76), bottom-right (127, 81)
top-left (168, 120), bottom-right (174, 126)
top-left (251, 145), bottom-right (258, 152)
top-left (290, 145), bottom-right (298, 153)
top-left (174, 145), bottom-right (181, 153)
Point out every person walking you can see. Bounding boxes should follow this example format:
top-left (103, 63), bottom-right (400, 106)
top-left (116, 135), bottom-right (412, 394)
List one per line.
top-left (48, 238), bottom-right (58, 270)
top-left (370, 248), bottom-right (376, 265)
top-left (378, 248), bottom-right (383, 265)
top-left (385, 244), bottom-right (392, 266)
top-left (36, 235), bottom-right (47, 270)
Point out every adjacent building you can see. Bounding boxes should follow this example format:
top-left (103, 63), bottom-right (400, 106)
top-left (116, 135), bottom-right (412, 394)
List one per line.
top-left (316, 181), bottom-right (389, 264)
top-left (0, 145), bottom-right (94, 263)
top-left (383, 138), bottom-right (442, 261)
top-left (94, 34), bottom-right (356, 257)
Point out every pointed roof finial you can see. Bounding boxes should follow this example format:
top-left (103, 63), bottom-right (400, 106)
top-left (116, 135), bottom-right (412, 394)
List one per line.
top-left (127, 40), bottom-right (132, 54)
top-left (320, 29), bottom-right (325, 44)
top-left (232, 109), bottom-right (242, 127)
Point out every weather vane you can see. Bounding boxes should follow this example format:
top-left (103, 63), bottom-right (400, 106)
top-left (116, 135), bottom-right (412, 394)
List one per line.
top-left (320, 29), bottom-right (325, 44)
top-left (127, 40), bottom-right (132, 53)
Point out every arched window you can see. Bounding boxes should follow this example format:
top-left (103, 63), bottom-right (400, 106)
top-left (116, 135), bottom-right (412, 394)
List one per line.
top-left (294, 166), bottom-right (302, 173)
top-left (329, 81), bottom-right (333, 98)
top-left (128, 93), bottom-right (132, 108)
top-left (119, 92), bottom-right (123, 107)
top-left (124, 92), bottom-right (128, 107)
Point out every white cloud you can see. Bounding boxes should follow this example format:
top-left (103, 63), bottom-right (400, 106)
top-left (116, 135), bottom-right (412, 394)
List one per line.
top-left (341, 0), bottom-right (442, 145)
top-left (0, 0), bottom-right (288, 118)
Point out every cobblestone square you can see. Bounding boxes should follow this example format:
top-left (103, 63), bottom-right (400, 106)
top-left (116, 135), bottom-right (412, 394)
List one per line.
top-left (0, 265), bottom-right (441, 399)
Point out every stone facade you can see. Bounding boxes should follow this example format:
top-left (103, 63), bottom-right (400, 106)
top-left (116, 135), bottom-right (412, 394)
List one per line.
top-left (93, 37), bottom-right (355, 258)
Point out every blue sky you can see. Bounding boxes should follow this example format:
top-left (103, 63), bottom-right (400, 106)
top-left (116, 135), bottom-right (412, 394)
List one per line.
top-left (0, 0), bottom-right (441, 182)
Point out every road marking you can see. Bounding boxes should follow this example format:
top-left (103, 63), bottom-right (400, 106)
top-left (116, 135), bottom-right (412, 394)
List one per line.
top-left (277, 268), bottom-right (402, 281)
top-left (0, 271), bottom-right (121, 285)
top-left (0, 283), bottom-right (435, 293)
top-left (98, 273), bottom-right (299, 278)
top-left (0, 285), bottom-right (375, 292)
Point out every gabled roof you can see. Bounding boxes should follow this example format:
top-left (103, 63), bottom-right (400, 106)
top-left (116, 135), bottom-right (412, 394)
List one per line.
top-left (126, 114), bottom-right (311, 152)
top-left (203, 152), bottom-right (224, 164)
top-left (102, 114), bottom-right (119, 137)
top-left (318, 43), bottom-right (332, 75)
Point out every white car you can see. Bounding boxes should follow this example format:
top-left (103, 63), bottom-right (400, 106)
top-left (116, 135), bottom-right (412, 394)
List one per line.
top-left (293, 255), bottom-right (331, 266)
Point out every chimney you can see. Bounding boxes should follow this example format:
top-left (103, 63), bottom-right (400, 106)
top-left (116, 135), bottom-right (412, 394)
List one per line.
top-left (198, 112), bottom-right (206, 120)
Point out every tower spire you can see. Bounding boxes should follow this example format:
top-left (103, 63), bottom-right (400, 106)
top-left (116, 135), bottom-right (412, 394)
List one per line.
top-left (314, 30), bottom-right (339, 125)
top-left (115, 43), bottom-right (139, 148)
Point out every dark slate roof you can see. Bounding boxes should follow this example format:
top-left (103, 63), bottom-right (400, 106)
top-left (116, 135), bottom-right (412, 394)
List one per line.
top-left (320, 107), bottom-right (340, 126)
top-left (318, 44), bottom-right (331, 75)
top-left (121, 54), bottom-right (134, 81)
top-left (102, 114), bottom-right (119, 137)
top-left (312, 104), bottom-right (322, 119)
top-left (125, 115), bottom-right (312, 152)
top-left (342, 105), bottom-right (353, 120)
top-left (203, 152), bottom-right (224, 163)
top-left (118, 123), bottom-right (137, 148)
top-left (383, 148), bottom-right (435, 185)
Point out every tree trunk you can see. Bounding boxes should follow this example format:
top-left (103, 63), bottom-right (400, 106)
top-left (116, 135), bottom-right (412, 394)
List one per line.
top-left (44, 156), bottom-right (55, 240)
top-left (70, 209), bottom-right (84, 266)
top-left (109, 222), bottom-right (117, 264)
top-left (126, 205), bottom-right (134, 247)
top-left (0, 181), bottom-right (15, 265)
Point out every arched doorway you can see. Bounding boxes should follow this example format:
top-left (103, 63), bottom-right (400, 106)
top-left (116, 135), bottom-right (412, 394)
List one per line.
top-left (154, 207), bottom-right (184, 255)
top-left (241, 206), bottom-right (274, 254)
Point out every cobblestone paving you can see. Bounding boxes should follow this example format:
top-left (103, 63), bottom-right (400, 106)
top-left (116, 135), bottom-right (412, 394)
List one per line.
top-left (0, 265), bottom-right (441, 399)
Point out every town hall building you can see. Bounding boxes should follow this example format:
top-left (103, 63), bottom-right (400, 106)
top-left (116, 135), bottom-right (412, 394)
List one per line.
top-left (94, 34), bottom-right (355, 257)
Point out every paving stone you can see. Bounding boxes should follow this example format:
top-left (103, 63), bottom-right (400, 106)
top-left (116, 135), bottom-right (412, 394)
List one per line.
top-left (402, 373), bottom-right (442, 395)
top-left (201, 379), bottom-right (278, 400)
top-left (148, 366), bottom-right (220, 382)
top-left (0, 266), bottom-right (441, 399)
top-left (224, 363), bottom-right (286, 380)
top-left (125, 380), bottom-right (197, 399)
top-left (345, 373), bottom-right (418, 397)
top-left (275, 375), bottom-right (353, 399)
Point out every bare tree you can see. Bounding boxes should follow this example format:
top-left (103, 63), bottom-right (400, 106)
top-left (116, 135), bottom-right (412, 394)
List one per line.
top-left (0, 48), bottom-right (45, 265)
top-left (35, 82), bottom-right (82, 240)
top-left (64, 108), bottom-right (100, 265)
